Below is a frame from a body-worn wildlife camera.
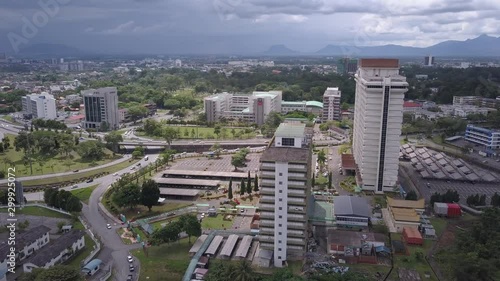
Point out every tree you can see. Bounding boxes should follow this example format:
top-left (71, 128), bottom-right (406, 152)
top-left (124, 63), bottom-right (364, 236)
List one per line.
top-left (214, 125), bottom-right (221, 139)
top-left (253, 175), bottom-right (259, 192)
top-left (77, 141), bottom-right (105, 161)
top-left (128, 105), bottom-right (148, 123)
top-left (113, 183), bottom-right (141, 209)
top-left (230, 260), bottom-right (255, 281)
top-left (161, 149), bottom-right (174, 166)
top-left (328, 172), bottom-right (332, 189)
top-left (65, 196), bottom-right (83, 213)
top-left (317, 149), bottom-right (326, 168)
top-left (240, 180), bottom-right (245, 196)
top-left (2, 136), bottom-right (10, 150)
top-left (491, 192), bottom-right (500, 207)
top-left (312, 173), bottom-right (315, 187)
top-left (141, 180), bottom-right (160, 211)
top-left (479, 194), bottom-right (486, 206)
top-left (228, 179), bottom-right (233, 199)
top-left (163, 127), bottom-right (178, 149)
top-left (231, 154), bottom-right (245, 171)
top-left (181, 214), bottom-right (202, 244)
top-left (405, 190), bottom-right (418, 201)
top-left (104, 131), bottom-right (123, 152)
top-left (132, 146), bottom-right (145, 159)
top-left (191, 128), bottom-right (196, 138)
top-left (246, 171), bottom-right (252, 195)
top-left (210, 143), bottom-right (222, 159)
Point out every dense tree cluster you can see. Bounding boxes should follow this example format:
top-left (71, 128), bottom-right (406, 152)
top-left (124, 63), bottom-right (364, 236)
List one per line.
top-left (466, 194), bottom-right (487, 207)
top-left (437, 208), bottom-right (500, 281)
top-left (430, 190), bottom-right (460, 205)
top-left (231, 148), bottom-right (250, 171)
top-left (0, 89), bottom-right (27, 113)
top-left (18, 264), bottom-right (83, 281)
top-left (44, 188), bottom-right (82, 213)
top-left (31, 119), bottom-right (67, 130)
top-left (150, 213), bottom-right (201, 245)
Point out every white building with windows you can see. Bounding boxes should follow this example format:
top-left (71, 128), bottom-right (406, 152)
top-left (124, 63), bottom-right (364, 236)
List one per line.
top-left (352, 59), bottom-right (408, 193)
top-left (322, 87), bottom-right (341, 122)
top-left (21, 92), bottom-right (57, 120)
top-left (82, 87), bottom-right (120, 131)
top-left (465, 125), bottom-right (500, 150)
top-left (259, 123), bottom-right (312, 267)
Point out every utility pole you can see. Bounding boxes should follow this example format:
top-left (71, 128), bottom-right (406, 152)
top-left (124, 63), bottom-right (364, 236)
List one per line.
top-left (26, 132), bottom-right (33, 175)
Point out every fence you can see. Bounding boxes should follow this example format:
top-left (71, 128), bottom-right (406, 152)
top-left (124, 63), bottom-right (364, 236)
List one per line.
top-left (0, 203), bottom-right (71, 216)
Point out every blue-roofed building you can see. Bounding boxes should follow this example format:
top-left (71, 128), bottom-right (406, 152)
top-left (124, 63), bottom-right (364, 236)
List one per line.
top-left (465, 125), bottom-right (500, 152)
top-left (82, 259), bottom-right (102, 276)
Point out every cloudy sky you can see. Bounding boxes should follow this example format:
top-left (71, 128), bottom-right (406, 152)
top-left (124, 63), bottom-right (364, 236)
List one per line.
top-left (1, 0), bottom-right (500, 54)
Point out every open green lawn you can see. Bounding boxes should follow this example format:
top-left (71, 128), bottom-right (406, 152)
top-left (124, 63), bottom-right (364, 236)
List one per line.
top-left (133, 238), bottom-right (192, 281)
top-left (21, 158), bottom-right (139, 186)
top-left (136, 126), bottom-right (256, 140)
top-left (1, 115), bottom-right (14, 122)
top-left (429, 217), bottom-right (447, 237)
top-left (392, 233), bottom-right (438, 281)
top-left (151, 217), bottom-right (179, 230)
top-left (0, 134), bottom-right (120, 177)
top-left (70, 184), bottom-right (99, 204)
top-left (0, 206), bottom-right (70, 218)
top-left (201, 214), bottom-right (233, 230)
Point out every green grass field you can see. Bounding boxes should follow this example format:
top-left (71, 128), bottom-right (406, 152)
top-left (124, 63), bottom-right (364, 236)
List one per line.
top-left (392, 233), bottom-right (438, 281)
top-left (136, 126), bottom-right (256, 140)
top-left (120, 202), bottom-right (193, 221)
top-left (70, 184), bottom-right (99, 204)
top-left (21, 158), bottom-right (140, 186)
top-left (0, 134), bottom-right (120, 177)
top-left (201, 214), bottom-right (233, 230)
top-left (133, 238), bottom-right (192, 281)
top-left (0, 206), bottom-right (71, 218)
top-left (1, 115), bottom-right (14, 122)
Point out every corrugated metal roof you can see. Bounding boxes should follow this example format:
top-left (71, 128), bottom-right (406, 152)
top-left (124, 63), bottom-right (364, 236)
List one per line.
top-left (220, 235), bottom-right (239, 256)
top-left (205, 235), bottom-right (223, 256)
top-left (235, 235), bottom-right (253, 258)
top-left (333, 196), bottom-right (371, 218)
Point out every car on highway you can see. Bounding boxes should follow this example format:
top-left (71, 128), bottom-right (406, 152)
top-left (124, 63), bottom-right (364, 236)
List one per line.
top-left (136, 163), bottom-right (141, 166)
top-left (86, 178), bottom-right (93, 183)
top-left (71, 184), bottom-right (78, 189)
top-left (130, 166), bottom-right (136, 170)
top-left (106, 224), bottom-right (112, 229)
top-left (113, 172), bottom-right (119, 176)
top-left (144, 156), bottom-right (149, 161)
top-left (73, 169), bottom-right (79, 172)
top-left (127, 256), bottom-right (133, 263)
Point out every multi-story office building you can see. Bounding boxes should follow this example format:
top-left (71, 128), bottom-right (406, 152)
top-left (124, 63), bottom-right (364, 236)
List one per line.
top-left (352, 59), bottom-right (408, 193)
top-left (453, 95), bottom-right (500, 109)
top-left (337, 58), bottom-right (358, 74)
top-left (82, 87), bottom-right (120, 131)
top-left (259, 123), bottom-right (312, 267)
top-left (465, 125), bottom-right (500, 150)
top-left (21, 92), bottom-right (57, 120)
top-left (424, 55), bottom-right (435, 66)
top-left (204, 91), bottom-right (282, 125)
top-left (322, 87), bottom-right (342, 122)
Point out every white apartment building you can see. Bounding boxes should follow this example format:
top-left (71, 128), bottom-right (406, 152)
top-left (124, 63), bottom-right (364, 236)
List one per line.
top-left (465, 125), bottom-right (500, 150)
top-left (204, 91), bottom-right (282, 125)
top-left (259, 123), bottom-right (312, 267)
top-left (21, 92), bottom-right (57, 120)
top-left (82, 87), bottom-right (120, 131)
top-left (322, 87), bottom-right (341, 122)
top-left (352, 59), bottom-right (408, 193)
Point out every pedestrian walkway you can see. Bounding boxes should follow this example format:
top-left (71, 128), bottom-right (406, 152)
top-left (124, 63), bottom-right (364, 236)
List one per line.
top-left (382, 208), bottom-right (397, 233)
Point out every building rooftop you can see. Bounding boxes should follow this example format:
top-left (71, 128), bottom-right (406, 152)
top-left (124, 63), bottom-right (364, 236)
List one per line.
top-left (261, 147), bottom-right (309, 163)
top-left (82, 259), bottom-right (102, 272)
top-left (359, 58), bottom-right (399, 68)
top-left (387, 198), bottom-right (425, 209)
top-left (275, 123), bottom-right (306, 138)
top-left (162, 170), bottom-right (254, 179)
top-left (306, 101), bottom-right (324, 108)
top-left (154, 177), bottom-right (221, 187)
top-left (328, 230), bottom-right (385, 248)
top-left (159, 188), bottom-right (202, 197)
top-left (23, 230), bottom-right (84, 267)
top-left (323, 87), bottom-right (341, 97)
top-left (333, 196), bottom-right (372, 218)
top-left (0, 225), bottom-right (51, 258)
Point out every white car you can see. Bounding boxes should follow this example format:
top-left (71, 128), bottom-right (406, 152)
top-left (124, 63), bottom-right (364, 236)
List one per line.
top-left (127, 256), bottom-right (133, 263)
top-left (200, 213), bottom-right (205, 218)
top-left (106, 224), bottom-right (112, 229)
top-left (113, 172), bottom-right (119, 176)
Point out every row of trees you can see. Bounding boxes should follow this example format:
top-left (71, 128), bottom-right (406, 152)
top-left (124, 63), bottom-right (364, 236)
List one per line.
top-left (31, 119), bottom-right (67, 130)
top-left (226, 174), bottom-right (259, 199)
top-left (467, 192), bottom-right (500, 207)
top-left (150, 213), bottom-right (201, 245)
top-left (430, 190), bottom-right (460, 205)
top-left (18, 264), bottom-right (83, 281)
top-left (44, 188), bottom-right (83, 213)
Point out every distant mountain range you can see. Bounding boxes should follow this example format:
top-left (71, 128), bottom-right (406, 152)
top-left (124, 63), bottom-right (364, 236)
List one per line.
top-left (12, 34), bottom-right (500, 57)
top-left (264, 35), bottom-right (500, 57)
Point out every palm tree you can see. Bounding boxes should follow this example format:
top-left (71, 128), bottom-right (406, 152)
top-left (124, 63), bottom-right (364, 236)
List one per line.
top-left (230, 261), bottom-right (255, 281)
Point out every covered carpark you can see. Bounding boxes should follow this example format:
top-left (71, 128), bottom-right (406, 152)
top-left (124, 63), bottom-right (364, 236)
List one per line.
top-left (159, 188), bottom-right (201, 200)
top-left (235, 235), bottom-right (253, 259)
top-left (154, 177), bottom-right (221, 190)
top-left (220, 235), bottom-right (239, 258)
top-left (189, 235), bottom-right (208, 256)
top-left (205, 235), bottom-right (224, 257)
top-left (161, 170), bottom-right (254, 181)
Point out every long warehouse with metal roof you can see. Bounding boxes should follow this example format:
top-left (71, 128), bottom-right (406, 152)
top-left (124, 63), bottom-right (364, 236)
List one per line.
top-left (220, 235), bottom-right (239, 258)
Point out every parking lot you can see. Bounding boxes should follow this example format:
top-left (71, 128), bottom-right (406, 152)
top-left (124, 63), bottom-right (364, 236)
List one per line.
top-left (402, 162), bottom-right (500, 204)
top-left (170, 153), bottom-right (261, 173)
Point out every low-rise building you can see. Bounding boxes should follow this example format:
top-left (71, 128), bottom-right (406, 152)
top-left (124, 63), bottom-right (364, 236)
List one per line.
top-left (22, 230), bottom-right (85, 273)
top-left (328, 230), bottom-right (385, 259)
top-left (386, 198), bottom-right (425, 233)
top-left (465, 125), bottom-right (500, 150)
top-left (333, 196), bottom-right (372, 228)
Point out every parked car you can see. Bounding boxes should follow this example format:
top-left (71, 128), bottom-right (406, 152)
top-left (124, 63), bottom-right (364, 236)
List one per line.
top-left (127, 275), bottom-right (133, 281)
top-left (129, 265), bottom-right (135, 272)
top-left (127, 256), bottom-right (133, 263)
top-left (106, 224), bottom-right (111, 229)
top-left (71, 185), bottom-right (78, 189)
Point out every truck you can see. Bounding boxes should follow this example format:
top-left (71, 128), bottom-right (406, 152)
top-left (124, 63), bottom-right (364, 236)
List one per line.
top-left (434, 202), bottom-right (448, 216)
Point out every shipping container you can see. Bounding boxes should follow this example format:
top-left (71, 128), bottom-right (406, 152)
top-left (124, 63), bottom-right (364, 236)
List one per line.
top-left (446, 203), bottom-right (461, 217)
top-left (403, 227), bottom-right (423, 245)
top-left (434, 202), bottom-right (448, 216)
